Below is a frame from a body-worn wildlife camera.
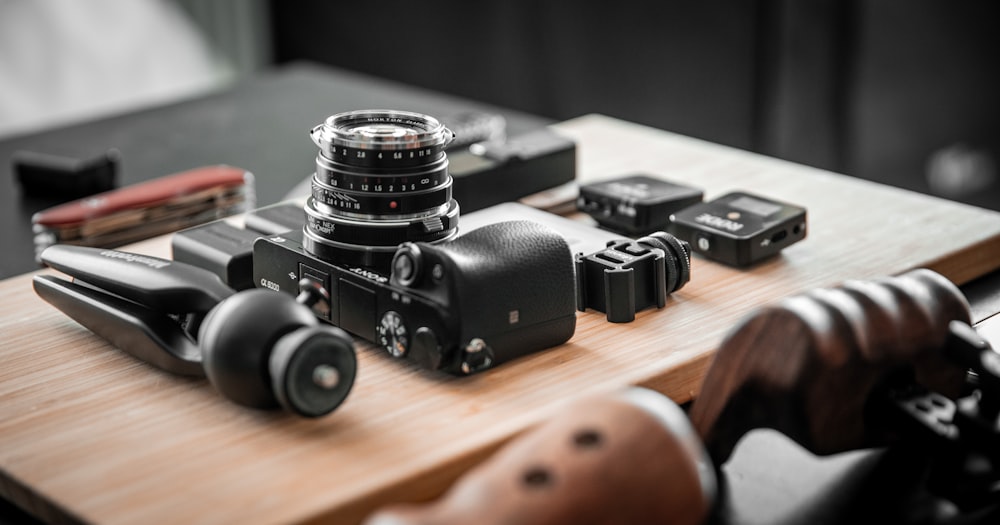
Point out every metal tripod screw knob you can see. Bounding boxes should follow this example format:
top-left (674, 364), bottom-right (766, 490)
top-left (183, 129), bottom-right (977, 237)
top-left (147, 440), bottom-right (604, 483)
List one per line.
top-left (460, 338), bottom-right (494, 374)
top-left (312, 364), bottom-right (341, 390)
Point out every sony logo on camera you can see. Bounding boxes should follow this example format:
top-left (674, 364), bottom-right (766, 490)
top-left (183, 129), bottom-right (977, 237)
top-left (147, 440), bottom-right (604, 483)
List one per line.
top-left (349, 267), bottom-right (388, 284)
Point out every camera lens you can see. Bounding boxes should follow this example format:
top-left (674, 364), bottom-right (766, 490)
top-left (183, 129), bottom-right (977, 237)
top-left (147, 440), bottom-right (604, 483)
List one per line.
top-left (303, 110), bottom-right (460, 270)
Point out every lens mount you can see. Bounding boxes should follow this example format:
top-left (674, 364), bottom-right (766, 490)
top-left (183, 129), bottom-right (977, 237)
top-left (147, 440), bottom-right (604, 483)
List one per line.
top-left (304, 197), bottom-right (460, 249)
top-left (303, 199), bottom-right (460, 270)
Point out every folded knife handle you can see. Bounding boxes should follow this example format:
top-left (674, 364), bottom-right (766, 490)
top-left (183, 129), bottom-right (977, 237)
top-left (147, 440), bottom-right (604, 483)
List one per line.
top-left (31, 165), bottom-right (253, 228)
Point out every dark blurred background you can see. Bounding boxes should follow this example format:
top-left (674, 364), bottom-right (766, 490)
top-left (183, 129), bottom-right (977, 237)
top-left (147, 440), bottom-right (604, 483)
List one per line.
top-left (266, 0), bottom-right (1000, 211)
top-left (1, 0), bottom-right (998, 210)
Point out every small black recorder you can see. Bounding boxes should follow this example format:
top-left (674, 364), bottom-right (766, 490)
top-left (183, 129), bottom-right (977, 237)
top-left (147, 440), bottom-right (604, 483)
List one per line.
top-left (668, 191), bottom-right (806, 267)
top-left (577, 175), bottom-right (703, 235)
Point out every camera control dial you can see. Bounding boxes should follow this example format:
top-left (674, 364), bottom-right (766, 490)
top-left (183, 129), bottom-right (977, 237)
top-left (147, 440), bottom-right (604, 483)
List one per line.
top-left (377, 310), bottom-right (408, 357)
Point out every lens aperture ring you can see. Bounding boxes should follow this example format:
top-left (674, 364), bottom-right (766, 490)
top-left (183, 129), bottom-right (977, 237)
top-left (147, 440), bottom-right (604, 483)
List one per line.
top-left (304, 197), bottom-right (460, 248)
top-left (320, 144), bottom-right (447, 169)
top-left (310, 109), bottom-right (454, 168)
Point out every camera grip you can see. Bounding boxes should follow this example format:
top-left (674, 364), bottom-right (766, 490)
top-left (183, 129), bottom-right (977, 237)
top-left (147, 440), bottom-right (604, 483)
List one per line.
top-left (408, 220), bottom-right (577, 371)
top-left (364, 388), bottom-right (714, 525)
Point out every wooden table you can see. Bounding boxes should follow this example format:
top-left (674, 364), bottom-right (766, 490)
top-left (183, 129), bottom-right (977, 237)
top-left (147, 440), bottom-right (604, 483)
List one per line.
top-left (3, 115), bottom-right (999, 525)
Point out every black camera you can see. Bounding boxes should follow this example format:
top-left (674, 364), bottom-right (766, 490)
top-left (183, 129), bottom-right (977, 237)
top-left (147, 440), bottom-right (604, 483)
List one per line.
top-left (252, 110), bottom-right (577, 374)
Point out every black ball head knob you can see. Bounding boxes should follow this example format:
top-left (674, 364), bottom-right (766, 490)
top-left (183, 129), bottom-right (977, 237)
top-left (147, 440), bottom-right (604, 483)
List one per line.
top-left (199, 289), bottom-right (356, 417)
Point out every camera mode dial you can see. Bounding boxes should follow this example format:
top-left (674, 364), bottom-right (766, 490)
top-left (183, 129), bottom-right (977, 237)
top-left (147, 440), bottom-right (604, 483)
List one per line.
top-left (377, 310), bottom-right (408, 357)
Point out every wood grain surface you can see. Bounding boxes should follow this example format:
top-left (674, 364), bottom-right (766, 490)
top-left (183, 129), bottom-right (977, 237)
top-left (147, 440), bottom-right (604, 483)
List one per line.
top-left (2, 114), bottom-right (1000, 524)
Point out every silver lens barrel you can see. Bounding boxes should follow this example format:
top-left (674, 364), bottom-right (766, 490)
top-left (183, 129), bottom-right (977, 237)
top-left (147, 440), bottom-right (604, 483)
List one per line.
top-left (303, 110), bottom-right (459, 271)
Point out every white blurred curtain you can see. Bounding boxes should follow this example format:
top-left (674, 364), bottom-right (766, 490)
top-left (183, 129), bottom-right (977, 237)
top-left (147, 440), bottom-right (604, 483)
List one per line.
top-left (0, 0), bottom-right (268, 139)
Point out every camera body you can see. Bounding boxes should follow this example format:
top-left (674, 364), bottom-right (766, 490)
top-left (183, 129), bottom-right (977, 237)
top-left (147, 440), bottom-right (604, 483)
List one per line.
top-left (249, 109), bottom-right (578, 374)
top-left (252, 220), bottom-right (577, 374)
